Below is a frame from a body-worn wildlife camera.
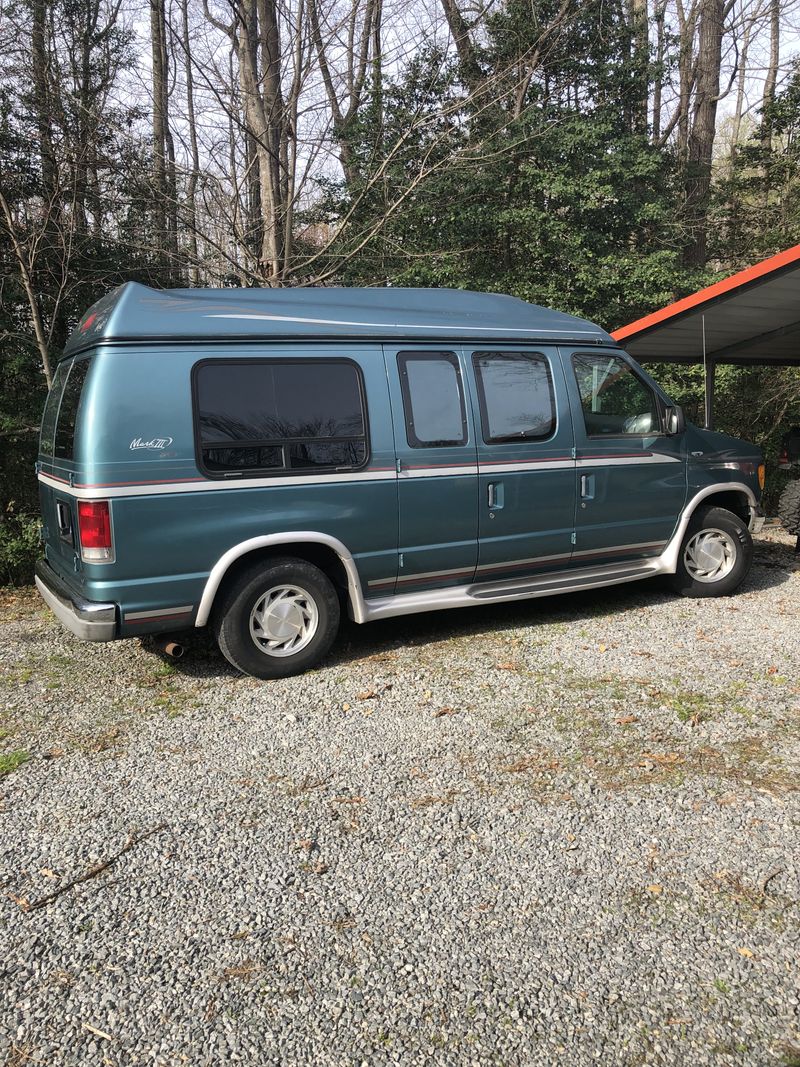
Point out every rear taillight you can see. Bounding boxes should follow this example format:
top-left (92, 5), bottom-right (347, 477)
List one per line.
top-left (77, 500), bottom-right (113, 562)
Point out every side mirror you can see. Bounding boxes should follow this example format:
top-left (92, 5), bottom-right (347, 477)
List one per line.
top-left (665, 405), bottom-right (685, 435)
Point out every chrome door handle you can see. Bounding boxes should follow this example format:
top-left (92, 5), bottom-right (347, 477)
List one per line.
top-left (488, 483), bottom-right (495, 509)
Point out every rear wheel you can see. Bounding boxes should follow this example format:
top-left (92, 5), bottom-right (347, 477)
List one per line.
top-left (668, 505), bottom-right (752, 598)
top-left (214, 557), bottom-right (340, 679)
top-left (778, 479), bottom-right (800, 536)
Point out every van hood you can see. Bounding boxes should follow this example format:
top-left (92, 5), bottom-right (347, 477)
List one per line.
top-left (685, 423), bottom-right (761, 462)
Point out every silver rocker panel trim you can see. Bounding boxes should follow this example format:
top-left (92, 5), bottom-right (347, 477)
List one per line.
top-left (362, 557), bottom-right (662, 622)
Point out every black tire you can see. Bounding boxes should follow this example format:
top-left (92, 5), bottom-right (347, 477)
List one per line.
top-left (778, 479), bottom-right (800, 536)
top-left (213, 557), bottom-right (340, 679)
top-left (668, 505), bottom-right (752, 598)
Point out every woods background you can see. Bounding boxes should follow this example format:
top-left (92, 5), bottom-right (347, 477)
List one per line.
top-left (2, 0), bottom-right (800, 582)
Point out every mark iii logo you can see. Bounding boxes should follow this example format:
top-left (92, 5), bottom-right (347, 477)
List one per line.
top-left (129, 437), bottom-right (174, 451)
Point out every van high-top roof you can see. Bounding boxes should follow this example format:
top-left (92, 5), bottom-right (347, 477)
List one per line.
top-left (63, 281), bottom-right (617, 357)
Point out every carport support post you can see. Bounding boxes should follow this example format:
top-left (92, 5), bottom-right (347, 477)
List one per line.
top-left (703, 357), bottom-right (716, 430)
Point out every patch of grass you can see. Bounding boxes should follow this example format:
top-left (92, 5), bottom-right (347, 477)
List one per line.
top-left (0, 749), bottom-right (30, 776)
top-left (152, 693), bottom-right (185, 717)
top-left (0, 663), bottom-right (35, 686)
top-left (669, 690), bottom-right (714, 725)
top-left (152, 658), bottom-right (178, 678)
top-left (76, 726), bottom-right (125, 755)
top-left (779, 1044), bottom-right (800, 1067)
top-left (713, 977), bottom-right (730, 995)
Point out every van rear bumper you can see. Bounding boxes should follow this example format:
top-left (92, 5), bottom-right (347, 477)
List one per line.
top-left (34, 559), bottom-right (117, 642)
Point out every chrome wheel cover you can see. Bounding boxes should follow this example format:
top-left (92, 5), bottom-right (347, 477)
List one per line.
top-left (249, 584), bottom-right (319, 657)
top-left (683, 528), bottom-right (737, 584)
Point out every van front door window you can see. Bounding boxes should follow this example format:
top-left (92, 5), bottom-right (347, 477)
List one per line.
top-left (572, 353), bottom-right (660, 436)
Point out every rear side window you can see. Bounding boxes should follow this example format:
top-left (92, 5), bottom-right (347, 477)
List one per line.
top-left (472, 351), bottom-right (555, 442)
top-left (39, 357), bottom-right (92, 460)
top-left (39, 361), bottom-right (70, 457)
top-left (397, 352), bottom-right (467, 447)
top-left (194, 359), bottom-right (368, 475)
top-left (54, 359), bottom-right (92, 459)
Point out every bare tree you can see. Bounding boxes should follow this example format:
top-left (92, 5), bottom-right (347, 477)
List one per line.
top-left (308, 0), bottom-right (383, 184)
top-left (150, 0), bottom-right (178, 269)
top-left (760, 0), bottom-right (780, 149)
top-left (684, 0), bottom-right (724, 266)
top-left (0, 189), bottom-right (54, 388)
top-left (181, 0), bottom-right (202, 284)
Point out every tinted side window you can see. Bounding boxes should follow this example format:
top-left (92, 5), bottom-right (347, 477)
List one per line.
top-left (194, 360), bottom-right (368, 475)
top-left (39, 360), bottom-right (71, 458)
top-left (397, 352), bottom-right (467, 447)
top-left (472, 351), bottom-right (555, 442)
top-left (572, 353), bottom-right (660, 436)
top-left (54, 358), bottom-right (92, 460)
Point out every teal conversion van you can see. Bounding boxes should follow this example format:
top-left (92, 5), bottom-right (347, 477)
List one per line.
top-left (35, 284), bottom-right (765, 678)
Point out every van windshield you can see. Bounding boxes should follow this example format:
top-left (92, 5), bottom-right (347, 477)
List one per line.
top-left (39, 356), bottom-right (93, 461)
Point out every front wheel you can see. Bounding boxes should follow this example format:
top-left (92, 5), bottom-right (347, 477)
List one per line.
top-left (213, 557), bottom-right (340, 679)
top-left (668, 505), bottom-right (752, 598)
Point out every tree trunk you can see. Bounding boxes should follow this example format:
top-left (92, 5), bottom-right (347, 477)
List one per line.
top-left (235, 0), bottom-right (284, 280)
top-left (30, 0), bottom-right (59, 209)
top-left (150, 0), bottom-right (168, 260)
top-left (761, 0), bottom-right (779, 151)
top-left (730, 14), bottom-right (751, 155)
top-left (652, 1), bottom-right (666, 141)
top-left (684, 0), bottom-right (723, 267)
top-left (182, 0), bottom-right (201, 285)
top-left (439, 0), bottom-right (481, 91)
top-left (629, 0), bottom-right (649, 135)
top-left (675, 1), bottom-right (697, 165)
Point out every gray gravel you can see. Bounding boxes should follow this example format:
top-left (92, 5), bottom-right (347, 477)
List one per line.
top-left (1, 527), bottom-right (799, 1066)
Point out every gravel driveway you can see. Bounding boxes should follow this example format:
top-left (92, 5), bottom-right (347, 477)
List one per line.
top-left (1, 528), bottom-right (799, 1067)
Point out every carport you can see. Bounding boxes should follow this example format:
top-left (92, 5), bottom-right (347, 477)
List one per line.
top-left (612, 243), bottom-right (800, 430)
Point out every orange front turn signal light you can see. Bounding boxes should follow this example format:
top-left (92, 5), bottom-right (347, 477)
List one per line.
top-left (758, 464), bottom-right (766, 490)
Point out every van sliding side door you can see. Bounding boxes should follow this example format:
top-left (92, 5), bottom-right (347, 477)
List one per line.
top-left (464, 345), bottom-right (577, 584)
top-left (381, 346), bottom-right (479, 595)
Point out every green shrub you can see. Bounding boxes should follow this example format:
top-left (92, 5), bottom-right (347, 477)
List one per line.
top-left (0, 505), bottom-right (41, 586)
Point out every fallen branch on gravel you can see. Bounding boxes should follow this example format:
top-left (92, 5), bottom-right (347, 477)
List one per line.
top-left (758, 867), bottom-right (785, 909)
top-left (81, 1022), bottom-right (113, 1041)
top-left (13, 824), bottom-right (168, 912)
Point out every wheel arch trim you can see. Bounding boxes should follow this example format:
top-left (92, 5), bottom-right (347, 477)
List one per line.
top-left (195, 532), bottom-right (368, 627)
top-left (659, 482), bottom-right (757, 573)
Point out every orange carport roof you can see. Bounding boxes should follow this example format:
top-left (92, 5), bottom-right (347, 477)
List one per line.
top-left (612, 244), bottom-right (800, 365)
